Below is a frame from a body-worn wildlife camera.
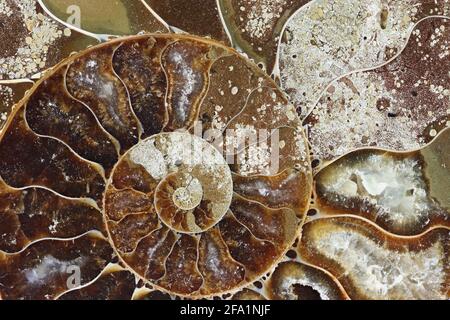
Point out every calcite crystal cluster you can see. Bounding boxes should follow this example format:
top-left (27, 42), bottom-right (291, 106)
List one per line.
top-left (0, 0), bottom-right (448, 300)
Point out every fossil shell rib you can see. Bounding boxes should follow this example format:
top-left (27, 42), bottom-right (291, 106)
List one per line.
top-left (0, 34), bottom-right (312, 299)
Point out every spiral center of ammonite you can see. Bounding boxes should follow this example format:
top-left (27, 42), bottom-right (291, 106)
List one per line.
top-left (172, 177), bottom-right (203, 210)
top-left (107, 132), bottom-right (233, 234)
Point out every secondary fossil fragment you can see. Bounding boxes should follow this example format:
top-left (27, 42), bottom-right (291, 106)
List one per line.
top-left (305, 17), bottom-right (450, 163)
top-left (280, 0), bottom-right (450, 117)
top-left (299, 217), bottom-right (449, 300)
top-left (314, 129), bottom-right (450, 236)
top-left (41, 0), bottom-right (168, 36)
top-left (0, 0), bottom-right (98, 80)
top-left (0, 34), bottom-right (311, 299)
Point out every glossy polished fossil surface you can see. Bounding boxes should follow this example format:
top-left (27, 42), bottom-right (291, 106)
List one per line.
top-left (0, 0), bottom-right (449, 301)
top-left (0, 34), bottom-right (312, 299)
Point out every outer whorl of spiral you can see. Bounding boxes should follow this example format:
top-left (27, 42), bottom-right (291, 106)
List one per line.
top-left (0, 34), bottom-right (312, 299)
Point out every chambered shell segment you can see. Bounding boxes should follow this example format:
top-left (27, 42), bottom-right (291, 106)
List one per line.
top-left (299, 217), bottom-right (449, 300)
top-left (302, 128), bottom-right (449, 299)
top-left (0, 34), bottom-right (312, 299)
top-left (106, 132), bottom-right (234, 235)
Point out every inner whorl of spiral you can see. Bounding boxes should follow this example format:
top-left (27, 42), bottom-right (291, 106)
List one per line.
top-left (114, 132), bottom-right (233, 233)
top-left (171, 177), bottom-right (203, 210)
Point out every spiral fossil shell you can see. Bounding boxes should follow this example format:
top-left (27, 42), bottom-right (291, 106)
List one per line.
top-left (1, 0), bottom-right (449, 301)
top-left (0, 34), bottom-right (312, 299)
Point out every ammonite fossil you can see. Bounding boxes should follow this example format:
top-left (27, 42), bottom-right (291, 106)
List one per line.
top-left (0, 33), bottom-right (312, 299)
top-left (0, 0), bottom-right (449, 301)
